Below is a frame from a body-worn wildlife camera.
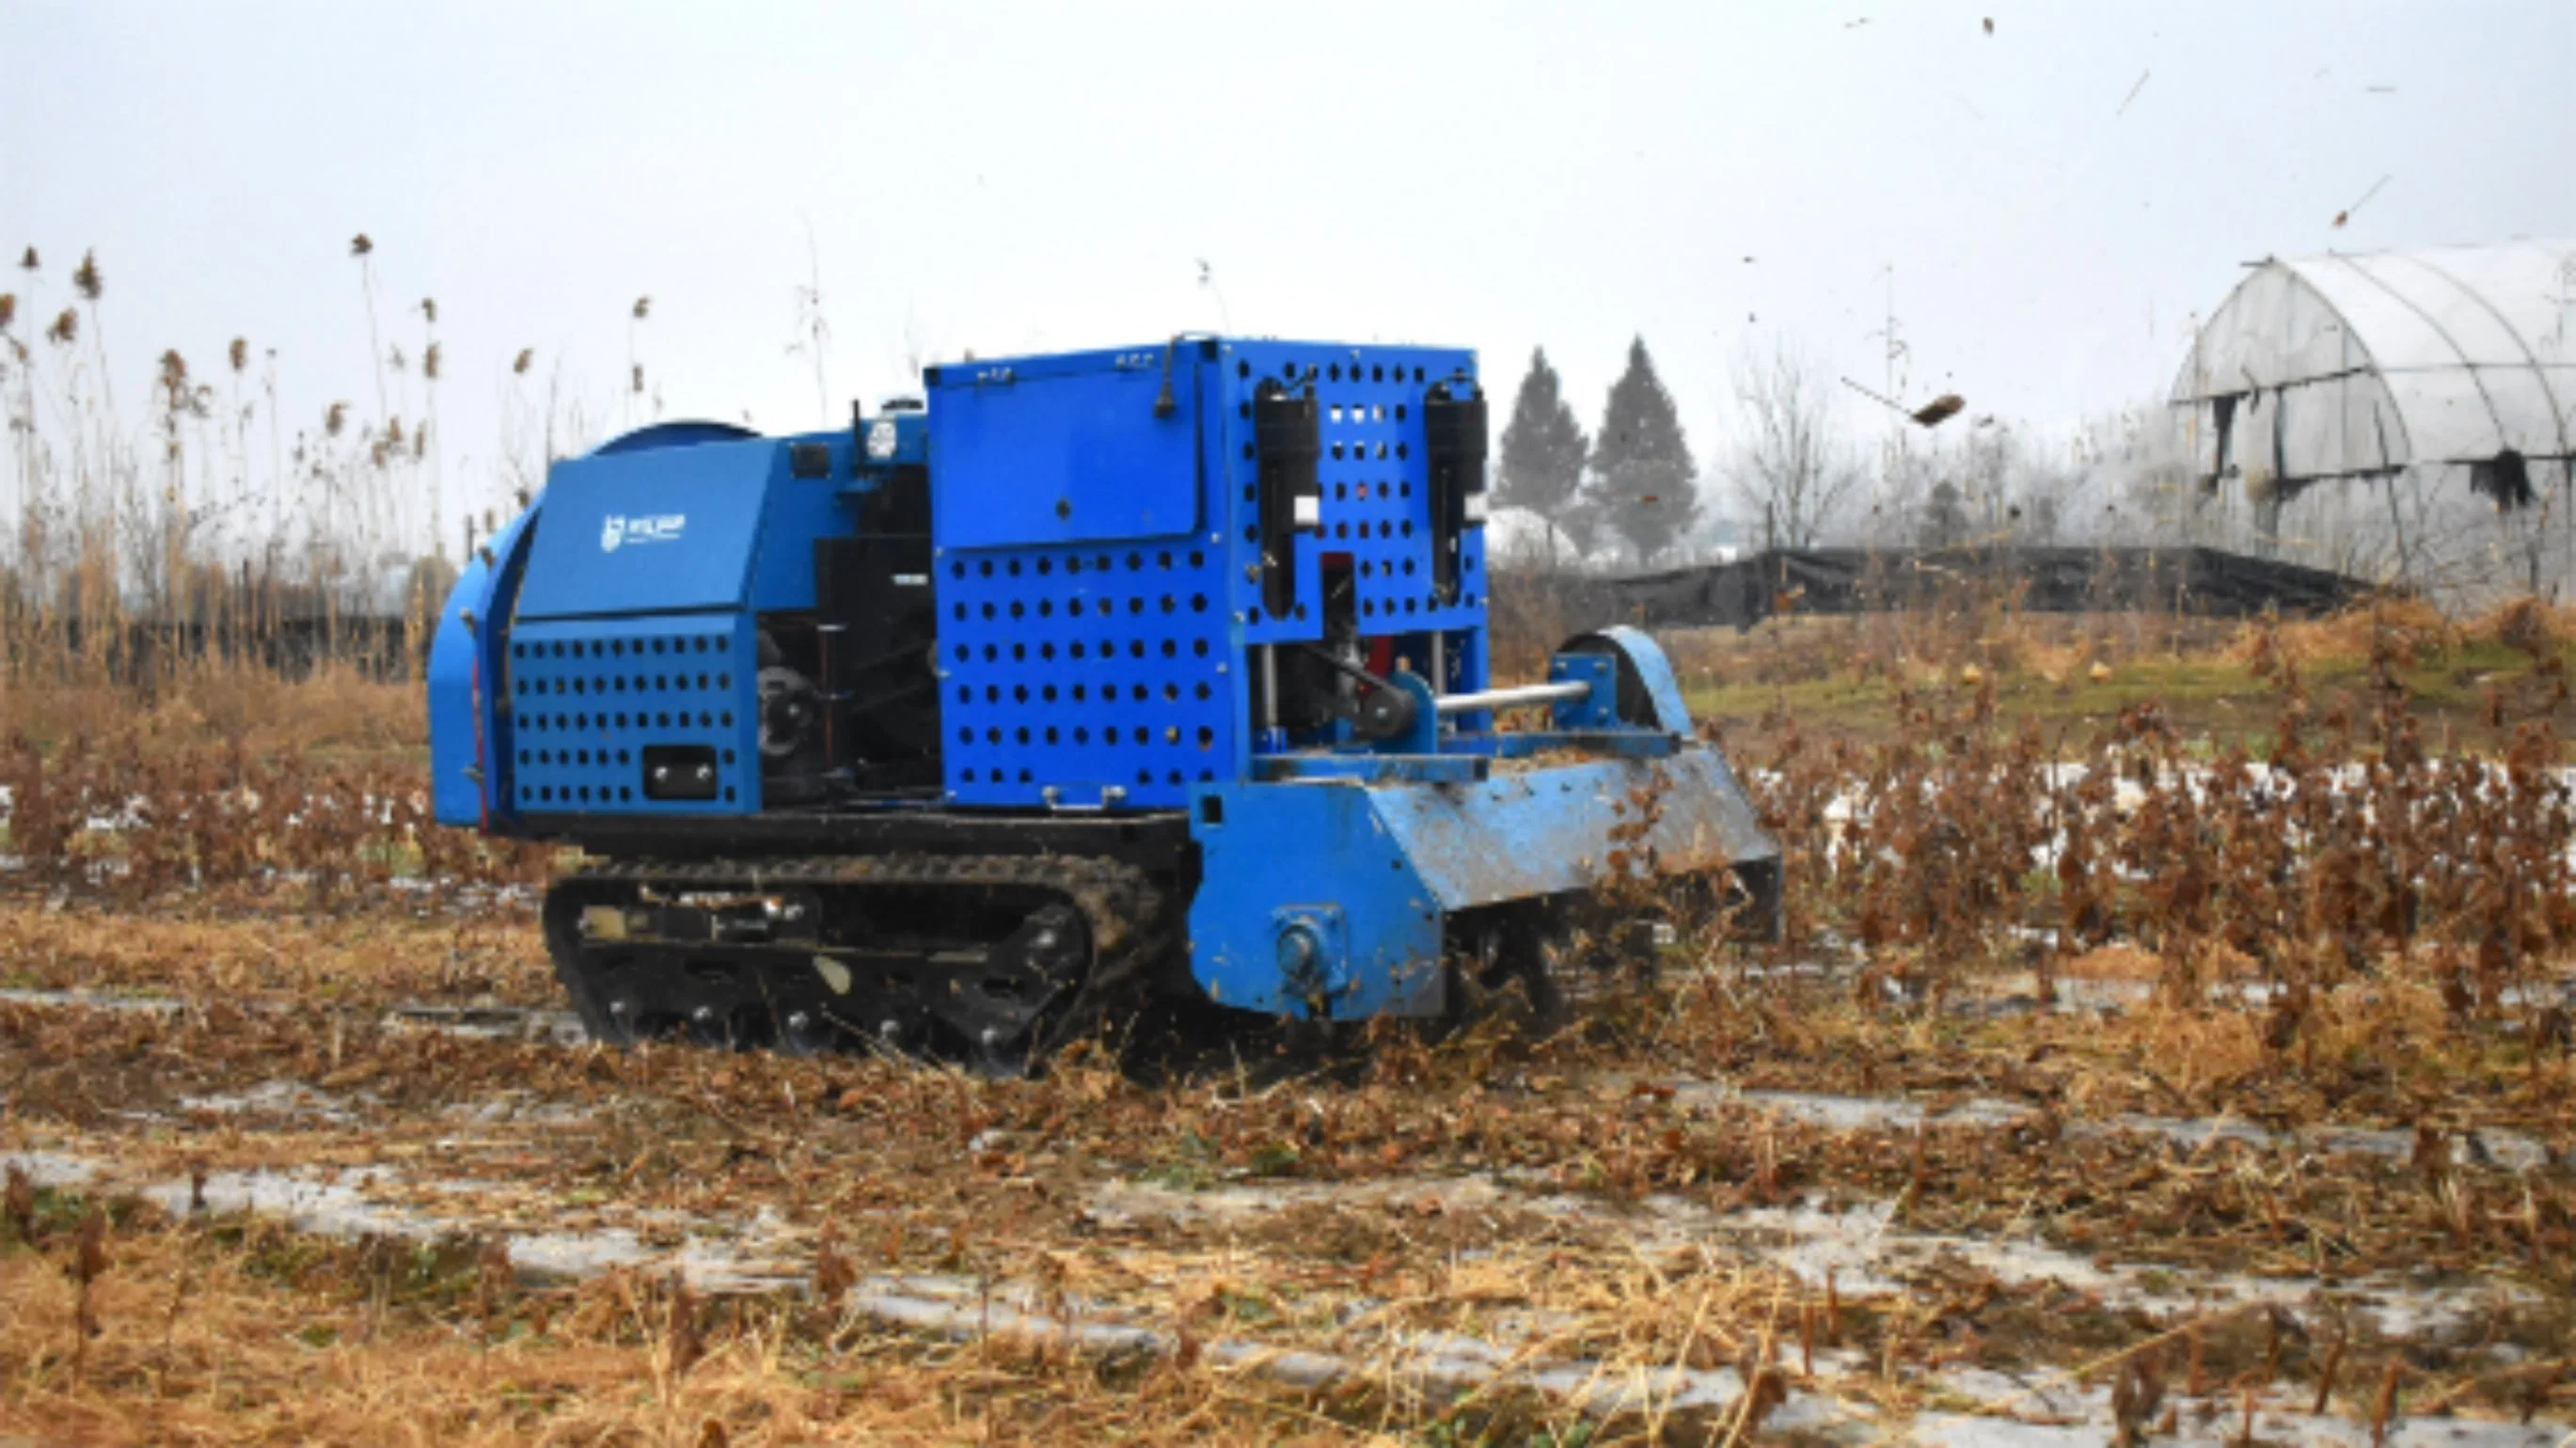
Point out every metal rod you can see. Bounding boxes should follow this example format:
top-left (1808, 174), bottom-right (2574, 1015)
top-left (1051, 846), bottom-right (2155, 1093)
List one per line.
top-left (1429, 632), bottom-right (1446, 693)
top-left (1433, 680), bottom-right (1588, 717)
top-left (1258, 644), bottom-right (1278, 730)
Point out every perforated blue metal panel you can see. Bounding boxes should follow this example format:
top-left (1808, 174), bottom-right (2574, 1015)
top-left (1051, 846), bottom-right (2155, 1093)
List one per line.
top-left (502, 613), bottom-right (761, 815)
top-left (1215, 342), bottom-right (1488, 654)
top-left (927, 338), bottom-right (1491, 811)
top-left (936, 542), bottom-right (1235, 808)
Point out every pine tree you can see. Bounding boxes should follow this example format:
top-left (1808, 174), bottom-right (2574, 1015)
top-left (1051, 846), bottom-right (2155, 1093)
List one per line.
top-left (1586, 337), bottom-right (1700, 566)
top-left (1493, 348), bottom-right (1591, 567)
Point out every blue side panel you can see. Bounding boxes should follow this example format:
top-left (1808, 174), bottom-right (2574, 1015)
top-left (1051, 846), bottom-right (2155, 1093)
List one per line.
top-left (930, 349), bottom-right (1200, 548)
top-left (924, 338), bottom-right (1492, 808)
top-left (1188, 780), bottom-right (1445, 1019)
top-left (428, 508), bottom-right (537, 827)
top-left (1212, 342), bottom-right (1487, 653)
top-left (515, 438), bottom-right (782, 620)
top-left (930, 347), bottom-right (1233, 810)
top-left (500, 613), bottom-right (761, 815)
top-left (935, 538), bottom-right (1234, 808)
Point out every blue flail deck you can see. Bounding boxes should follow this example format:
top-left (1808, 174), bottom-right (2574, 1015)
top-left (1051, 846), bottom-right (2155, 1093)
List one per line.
top-left (1187, 748), bottom-right (1775, 1019)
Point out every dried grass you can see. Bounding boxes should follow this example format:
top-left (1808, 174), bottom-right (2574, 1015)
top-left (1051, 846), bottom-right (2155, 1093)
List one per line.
top-left (2, 665), bottom-right (425, 760)
top-left (2229, 594), bottom-right (2457, 669)
top-left (0, 719), bottom-right (546, 905)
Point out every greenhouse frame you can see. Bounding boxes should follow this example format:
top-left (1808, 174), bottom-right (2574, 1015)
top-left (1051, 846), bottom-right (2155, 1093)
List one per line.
top-left (2170, 239), bottom-right (2576, 600)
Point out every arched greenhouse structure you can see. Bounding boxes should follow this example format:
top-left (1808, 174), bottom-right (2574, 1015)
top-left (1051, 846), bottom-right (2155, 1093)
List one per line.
top-left (2170, 239), bottom-right (2576, 600)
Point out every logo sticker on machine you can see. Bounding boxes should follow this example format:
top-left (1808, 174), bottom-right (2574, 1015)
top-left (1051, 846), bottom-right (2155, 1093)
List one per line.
top-left (600, 513), bottom-right (687, 552)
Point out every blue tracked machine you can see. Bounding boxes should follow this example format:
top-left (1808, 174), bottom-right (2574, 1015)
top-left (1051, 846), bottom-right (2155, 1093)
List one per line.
top-left (428, 338), bottom-right (1777, 1070)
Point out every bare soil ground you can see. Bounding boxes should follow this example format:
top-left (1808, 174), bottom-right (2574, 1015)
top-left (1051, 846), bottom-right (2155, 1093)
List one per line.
top-left (4, 908), bottom-right (2572, 1445)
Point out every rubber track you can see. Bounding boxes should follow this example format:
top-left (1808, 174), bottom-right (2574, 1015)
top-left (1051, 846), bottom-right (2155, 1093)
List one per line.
top-left (558, 853), bottom-right (1170, 1062)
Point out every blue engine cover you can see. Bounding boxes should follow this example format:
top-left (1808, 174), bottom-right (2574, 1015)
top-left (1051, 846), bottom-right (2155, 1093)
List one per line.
top-left (430, 422), bottom-right (851, 825)
top-left (517, 432), bottom-right (843, 622)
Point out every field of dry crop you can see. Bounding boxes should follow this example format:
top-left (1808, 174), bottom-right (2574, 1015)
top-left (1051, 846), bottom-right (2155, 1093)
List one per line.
top-left (3, 597), bottom-right (2574, 1446)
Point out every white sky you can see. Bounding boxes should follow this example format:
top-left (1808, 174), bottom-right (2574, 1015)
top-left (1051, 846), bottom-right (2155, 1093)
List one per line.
top-left (5, 0), bottom-right (2571, 543)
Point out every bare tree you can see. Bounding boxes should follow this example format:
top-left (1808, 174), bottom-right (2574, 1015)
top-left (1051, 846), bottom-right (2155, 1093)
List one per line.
top-left (1725, 341), bottom-right (1862, 550)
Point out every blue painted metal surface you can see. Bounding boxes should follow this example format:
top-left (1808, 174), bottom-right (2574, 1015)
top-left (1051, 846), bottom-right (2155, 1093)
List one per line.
top-left (925, 338), bottom-right (1491, 810)
top-left (932, 534), bottom-right (1236, 808)
top-left (1368, 750), bottom-right (1771, 908)
top-left (502, 612), bottom-right (761, 816)
top-left (516, 437), bottom-right (780, 621)
top-left (1547, 654), bottom-right (1621, 732)
top-left (1582, 625), bottom-right (1695, 733)
top-left (462, 424), bottom-right (858, 822)
top-left (515, 430), bottom-right (849, 623)
top-left (1470, 732), bottom-right (1680, 761)
top-left (427, 507), bottom-right (537, 827)
top-left (1186, 779), bottom-right (1446, 1018)
top-left (1218, 342), bottom-right (1488, 651)
top-left (930, 348), bottom-right (1201, 547)
top-left (1187, 744), bottom-right (1777, 1019)
top-left (745, 439), bottom-right (852, 614)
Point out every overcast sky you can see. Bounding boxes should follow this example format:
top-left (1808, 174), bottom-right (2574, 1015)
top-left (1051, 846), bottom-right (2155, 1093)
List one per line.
top-left (5, 0), bottom-right (2570, 541)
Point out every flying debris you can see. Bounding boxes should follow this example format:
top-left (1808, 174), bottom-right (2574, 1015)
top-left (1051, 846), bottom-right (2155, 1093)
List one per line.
top-left (1841, 376), bottom-right (1966, 430)
top-left (1983, 16), bottom-right (1994, 34)
top-left (2116, 70), bottom-right (2152, 116)
top-left (2334, 174), bottom-right (2392, 228)
top-left (1845, 16), bottom-right (1870, 27)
